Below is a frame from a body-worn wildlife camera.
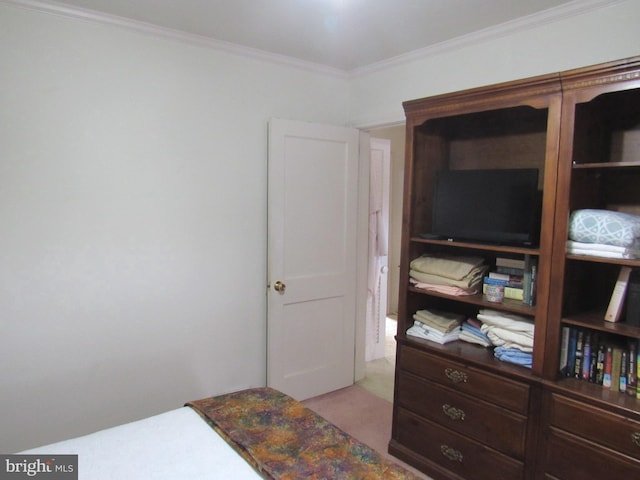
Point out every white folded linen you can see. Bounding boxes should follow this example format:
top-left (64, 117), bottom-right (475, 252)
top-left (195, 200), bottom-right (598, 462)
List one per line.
top-left (476, 309), bottom-right (534, 333)
top-left (566, 240), bottom-right (639, 259)
top-left (407, 321), bottom-right (461, 344)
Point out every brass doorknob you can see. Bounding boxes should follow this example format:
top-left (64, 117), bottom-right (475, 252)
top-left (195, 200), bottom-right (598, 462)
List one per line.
top-left (274, 281), bottom-right (286, 293)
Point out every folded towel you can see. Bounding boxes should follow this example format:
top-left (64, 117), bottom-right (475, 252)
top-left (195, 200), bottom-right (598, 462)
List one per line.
top-left (458, 322), bottom-right (492, 347)
top-left (481, 325), bottom-right (534, 351)
top-left (409, 278), bottom-right (479, 296)
top-left (410, 267), bottom-right (486, 289)
top-left (414, 309), bottom-right (465, 333)
top-left (494, 346), bottom-right (532, 368)
top-left (410, 255), bottom-right (486, 281)
top-left (477, 309), bottom-right (534, 333)
top-left (407, 321), bottom-right (461, 345)
top-left (566, 240), bottom-right (639, 259)
top-left (459, 330), bottom-right (492, 347)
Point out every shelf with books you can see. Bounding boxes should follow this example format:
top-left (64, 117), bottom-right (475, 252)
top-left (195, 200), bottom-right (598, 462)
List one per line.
top-left (558, 323), bottom-right (639, 397)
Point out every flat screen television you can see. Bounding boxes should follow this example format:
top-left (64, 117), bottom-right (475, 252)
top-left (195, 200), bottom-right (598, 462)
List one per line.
top-left (428, 168), bottom-right (541, 246)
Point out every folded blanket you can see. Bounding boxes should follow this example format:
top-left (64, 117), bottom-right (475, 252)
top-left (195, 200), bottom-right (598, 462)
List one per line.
top-left (410, 254), bottom-right (486, 280)
top-left (481, 325), bottom-right (534, 351)
top-left (410, 268), bottom-right (486, 289)
top-left (477, 309), bottom-right (535, 333)
top-left (413, 309), bottom-right (465, 333)
top-left (409, 278), bottom-right (478, 296)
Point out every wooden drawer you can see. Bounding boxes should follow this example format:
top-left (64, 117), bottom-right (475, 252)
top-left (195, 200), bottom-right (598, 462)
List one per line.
top-left (399, 345), bottom-right (530, 414)
top-left (548, 393), bottom-right (640, 461)
top-left (395, 407), bottom-right (525, 480)
top-left (544, 427), bottom-right (640, 478)
top-left (397, 372), bottom-right (528, 458)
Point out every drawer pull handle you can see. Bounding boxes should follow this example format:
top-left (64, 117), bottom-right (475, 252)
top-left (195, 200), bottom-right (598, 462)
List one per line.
top-left (442, 404), bottom-right (465, 421)
top-left (632, 432), bottom-right (640, 447)
top-left (441, 445), bottom-right (463, 462)
top-left (445, 368), bottom-right (468, 384)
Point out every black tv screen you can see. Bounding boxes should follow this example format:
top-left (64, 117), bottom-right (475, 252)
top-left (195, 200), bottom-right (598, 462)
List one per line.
top-left (430, 168), bottom-right (540, 246)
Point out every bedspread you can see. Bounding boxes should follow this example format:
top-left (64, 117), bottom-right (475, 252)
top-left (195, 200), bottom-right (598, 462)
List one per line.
top-left (187, 387), bottom-right (419, 480)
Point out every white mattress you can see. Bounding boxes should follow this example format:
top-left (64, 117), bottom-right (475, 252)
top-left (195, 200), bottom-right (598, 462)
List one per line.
top-left (21, 407), bottom-right (262, 479)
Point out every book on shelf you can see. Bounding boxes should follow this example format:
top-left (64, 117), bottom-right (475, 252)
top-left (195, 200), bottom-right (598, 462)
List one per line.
top-left (582, 331), bottom-right (592, 381)
top-left (595, 343), bottom-right (606, 385)
top-left (626, 269), bottom-right (640, 327)
top-left (485, 255), bottom-right (535, 305)
top-left (561, 327), bottom-right (640, 395)
top-left (610, 347), bottom-right (623, 392)
top-left (604, 266), bottom-right (632, 322)
top-left (482, 276), bottom-right (524, 301)
top-left (488, 271), bottom-right (524, 284)
top-left (559, 326), bottom-right (570, 376)
top-left (495, 265), bottom-right (525, 276)
top-left (565, 328), bottom-right (578, 378)
top-left (628, 341), bottom-right (637, 397)
top-left (574, 330), bottom-right (585, 379)
top-left (620, 350), bottom-right (628, 393)
top-left (522, 255), bottom-right (537, 306)
top-left (496, 257), bottom-right (526, 270)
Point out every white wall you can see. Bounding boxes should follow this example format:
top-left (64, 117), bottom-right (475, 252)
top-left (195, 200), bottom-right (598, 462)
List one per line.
top-left (2, 0), bottom-right (639, 454)
top-left (350, 0), bottom-right (640, 127)
top-left (0, 3), bottom-right (349, 452)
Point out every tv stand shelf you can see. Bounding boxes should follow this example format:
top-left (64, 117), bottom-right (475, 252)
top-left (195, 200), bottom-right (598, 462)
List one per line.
top-left (411, 236), bottom-right (540, 256)
top-left (392, 56), bottom-right (640, 480)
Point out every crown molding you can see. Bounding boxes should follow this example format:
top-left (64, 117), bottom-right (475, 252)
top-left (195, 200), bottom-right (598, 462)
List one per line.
top-left (2, 0), bottom-right (625, 79)
top-left (349, 0), bottom-right (626, 77)
top-left (1, 0), bottom-right (349, 79)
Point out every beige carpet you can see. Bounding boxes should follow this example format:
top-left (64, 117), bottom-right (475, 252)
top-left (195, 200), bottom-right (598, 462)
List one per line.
top-left (303, 384), bottom-right (432, 479)
top-left (356, 318), bottom-right (397, 402)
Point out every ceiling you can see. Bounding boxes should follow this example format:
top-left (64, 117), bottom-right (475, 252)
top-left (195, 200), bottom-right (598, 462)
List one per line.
top-left (40, 0), bottom-right (598, 71)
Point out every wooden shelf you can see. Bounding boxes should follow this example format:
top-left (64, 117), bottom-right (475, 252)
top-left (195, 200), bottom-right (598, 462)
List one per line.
top-left (562, 310), bottom-right (640, 340)
top-left (408, 286), bottom-right (536, 317)
top-left (573, 161), bottom-right (640, 169)
top-left (411, 236), bottom-right (540, 256)
top-left (566, 254), bottom-right (640, 268)
top-left (545, 377), bottom-right (640, 416)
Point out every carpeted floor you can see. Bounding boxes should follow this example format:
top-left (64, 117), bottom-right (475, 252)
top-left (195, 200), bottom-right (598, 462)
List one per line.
top-left (302, 318), bottom-right (433, 479)
top-left (303, 384), bottom-right (432, 479)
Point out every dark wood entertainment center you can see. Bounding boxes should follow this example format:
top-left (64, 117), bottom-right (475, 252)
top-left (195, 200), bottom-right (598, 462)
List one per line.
top-left (390, 56), bottom-right (640, 479)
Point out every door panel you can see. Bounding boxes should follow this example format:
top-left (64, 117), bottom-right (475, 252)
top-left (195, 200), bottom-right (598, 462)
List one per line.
top-left (267, 118), bottom-right (361, 400)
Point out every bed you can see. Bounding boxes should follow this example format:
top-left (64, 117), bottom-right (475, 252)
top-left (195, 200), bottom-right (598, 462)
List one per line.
top-left (21, 387), bottom-right (419, 479)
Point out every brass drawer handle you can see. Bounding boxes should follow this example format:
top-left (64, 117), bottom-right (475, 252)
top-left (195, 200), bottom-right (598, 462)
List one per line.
top-left (442, 404), bottom-right (465, 421)
top-left (445, 368), bottom-right (468, 384)
top-left (632, 432), bottom-right (640, 448)
top-left (441, 445), bottom-right (463, 462)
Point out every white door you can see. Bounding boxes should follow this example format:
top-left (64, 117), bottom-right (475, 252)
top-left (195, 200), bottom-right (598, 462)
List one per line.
top-left (366, 138), bottom-right (391, 361)
top-left (267, 118), bottom-right (364, 401)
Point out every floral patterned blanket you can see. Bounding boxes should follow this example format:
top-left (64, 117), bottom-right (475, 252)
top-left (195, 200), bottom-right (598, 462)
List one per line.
top-left (186, 387), bottom-right (419, 480)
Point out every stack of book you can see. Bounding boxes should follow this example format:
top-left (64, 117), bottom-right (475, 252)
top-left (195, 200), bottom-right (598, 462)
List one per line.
top-left (482, 256), bottom-right (537, 305)
top-left (560, 326), bottom-right (640, 398)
